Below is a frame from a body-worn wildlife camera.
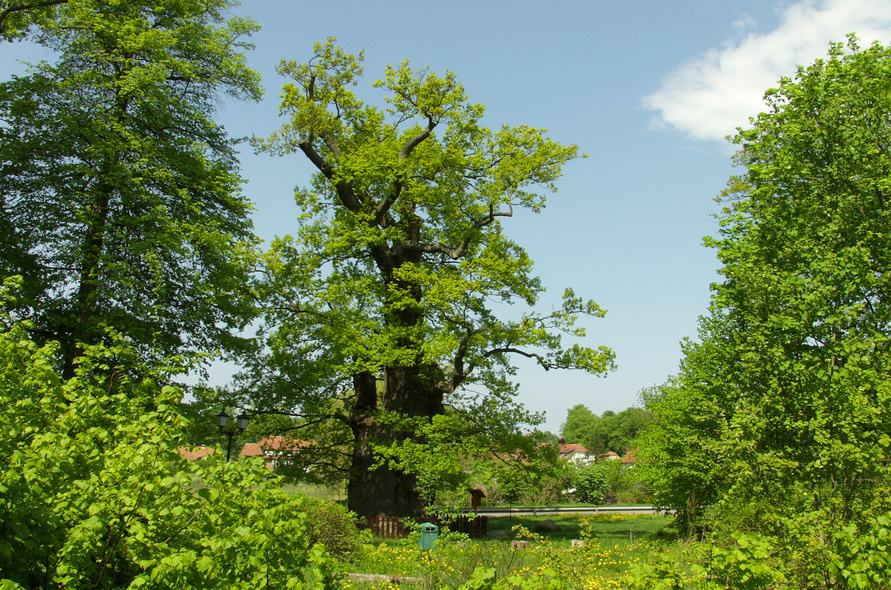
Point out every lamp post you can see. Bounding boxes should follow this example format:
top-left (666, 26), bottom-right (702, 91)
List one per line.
top-left (217, 410), bottom-right (250, 461)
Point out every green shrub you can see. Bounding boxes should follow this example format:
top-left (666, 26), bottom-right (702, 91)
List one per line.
top-left (293, 497), bottom-right (363, 558)
top-left (0, 285), bottom-right (337, 589)
top-left (573, 464), bottom-right (609, 504)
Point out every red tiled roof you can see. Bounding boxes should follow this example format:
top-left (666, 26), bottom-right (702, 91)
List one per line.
top-left (240, 436), bottom-right (310, 458)
top-left (558, 443), bottom-right (591, 460)
top-left (558, 443), bottom-right (589, 455)
top-left (178, 445), bottom-right (215, 461)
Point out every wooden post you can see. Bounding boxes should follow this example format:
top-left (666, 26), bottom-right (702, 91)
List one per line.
top-left (469, 487), bottom-right (486, 516)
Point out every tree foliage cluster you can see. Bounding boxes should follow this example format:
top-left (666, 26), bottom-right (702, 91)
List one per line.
top-left (577, 459), bottom-right (650, 505)
top-left (237, 38), bottom-right (614, 517)
top-left (0, 279), bottom-right (337, 589)
top-left (571, 464), bottom-right (610, 505)
top-left (1, 0), bottom-right (612, 528)
top-left (0, 0), bottom-right (262, 378)
top-left (560, 404), bottom-right (650, 456)
top-left (634, 37), bottom-right (891, 587)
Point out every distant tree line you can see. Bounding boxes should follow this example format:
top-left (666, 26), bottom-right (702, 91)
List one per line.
top-left (559, 404), bottom-right (651, 456)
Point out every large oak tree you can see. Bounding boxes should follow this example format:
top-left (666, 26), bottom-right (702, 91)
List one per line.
top-left (245, 40), bottom-right (615, 518)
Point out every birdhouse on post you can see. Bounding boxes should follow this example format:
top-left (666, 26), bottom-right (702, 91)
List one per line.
top-left (469, 487), bottom-right (486, 515)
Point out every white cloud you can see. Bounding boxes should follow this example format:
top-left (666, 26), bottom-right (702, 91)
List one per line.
top-left (731, 13), bottom-right (758, 31)
top-left (645, 0), bottom-right (891, 142)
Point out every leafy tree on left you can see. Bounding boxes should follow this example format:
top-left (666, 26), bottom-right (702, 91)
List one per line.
top-left (0, 0), bottom-right (262, 376)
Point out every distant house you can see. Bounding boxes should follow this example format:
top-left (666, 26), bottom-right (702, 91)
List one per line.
top-left (598, 451), bottom-right (620, 462)
top-left (557, 440), bottom-right (593, 466)
top-left (240, 436), bottom-right (310, 470)
top-left (178, 445), bottom-right (215, 461)
top-left (621, 449), bottom-right (638, 468)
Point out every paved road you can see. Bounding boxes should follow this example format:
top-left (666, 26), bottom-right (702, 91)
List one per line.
top-left (465, 505), bottom-right (661, 517)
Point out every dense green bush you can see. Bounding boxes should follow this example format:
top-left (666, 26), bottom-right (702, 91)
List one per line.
top-left (0, 280), bottom-right (336, 589)
top-left (572, 464), bottom-right (609, 504)
top-left (293, 497), bottom-right (363, 558)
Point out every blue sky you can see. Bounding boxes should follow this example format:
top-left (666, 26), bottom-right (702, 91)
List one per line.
top-left (5, 0), bottom-right (891, 433)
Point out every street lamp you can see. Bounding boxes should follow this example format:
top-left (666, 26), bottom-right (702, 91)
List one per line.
top-left (217, 409), bottom-right (250, 461)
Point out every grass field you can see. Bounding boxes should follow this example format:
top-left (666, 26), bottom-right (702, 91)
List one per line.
top-left (341, 513), bottom-right (677, 589)
top-left (486, 512), bottom-right (674, 547)
top-left (281, 482), bottom-right (347, 502)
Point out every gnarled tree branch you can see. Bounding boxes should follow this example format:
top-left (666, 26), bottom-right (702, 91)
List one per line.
top-left (0, 0), bottom-right (66, 34)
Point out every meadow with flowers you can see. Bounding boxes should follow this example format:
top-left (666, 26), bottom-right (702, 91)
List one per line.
top-left (335, 513), bottom-right (673, 589)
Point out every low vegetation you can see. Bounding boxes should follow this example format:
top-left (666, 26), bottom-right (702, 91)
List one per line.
top-left (340, 513), bottom-right (674, 589)
top-left (0, 294), bottom-right (339, 588)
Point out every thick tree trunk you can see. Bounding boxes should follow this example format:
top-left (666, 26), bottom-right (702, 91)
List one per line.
top-left (347, 424), bottom-right (426, 518)
top-left (345, 366), bottom-right (444, 519)
top-left (343, 230), bottom-right (447, 518)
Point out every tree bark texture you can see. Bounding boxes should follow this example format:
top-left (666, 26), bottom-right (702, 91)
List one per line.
top-left (346, 365), bottom-right (444, 518)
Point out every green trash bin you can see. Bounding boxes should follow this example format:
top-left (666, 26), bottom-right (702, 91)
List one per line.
top-left (419, 522), bottom-right (439, 551)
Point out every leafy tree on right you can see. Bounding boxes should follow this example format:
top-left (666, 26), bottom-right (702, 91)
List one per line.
top-left (637, 36), bottom-right (891, 584)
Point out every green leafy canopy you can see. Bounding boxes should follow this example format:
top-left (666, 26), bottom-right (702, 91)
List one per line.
top-left (0, 0), bottom-right (263, 376)
top-left (635, 35), bottom-right (891, 586)
top-left (248, 38), bottom-right (614, 402)
top-left (240, 39), bottom-right (614, 515)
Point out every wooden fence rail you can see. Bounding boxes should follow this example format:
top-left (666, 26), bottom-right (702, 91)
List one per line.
top-left (359, 515), bottom-right (488, 539)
